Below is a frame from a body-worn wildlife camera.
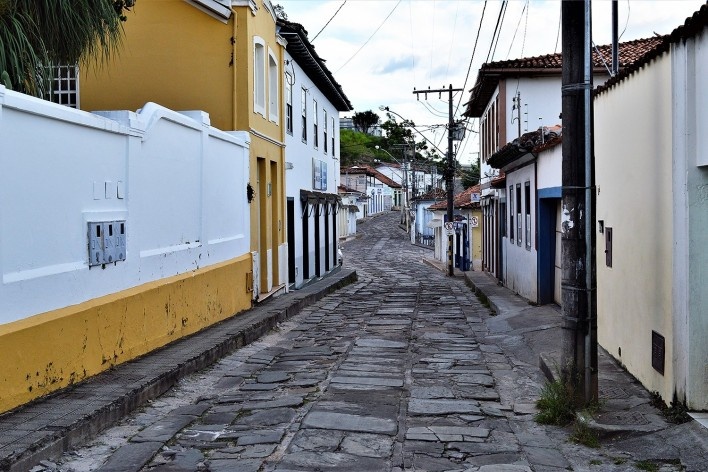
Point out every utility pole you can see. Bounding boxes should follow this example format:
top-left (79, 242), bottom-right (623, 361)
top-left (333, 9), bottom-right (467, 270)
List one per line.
top-left (413, 85), bottom-right (463, 276)
top-left (560, 0), bottom-right (598, 406)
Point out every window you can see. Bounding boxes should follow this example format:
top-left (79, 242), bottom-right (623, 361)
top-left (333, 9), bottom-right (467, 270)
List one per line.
top-left (313, 100), bottom-right (319, 148)
top-left (525, 181), bottom-right (531, 249)
top-left (331, 116), bottom-right (335, 158)
top-left (323, 110), bottom-right (328, 154)
top-left (45, 64), bottom-right (79, 108)
top-left (285, 73), bottom-right (293, 134)
top-left (605, 227), bottom-right (613, 267)
top-left (268, 50), bottom-right (278, 122)
top-left (509, 185), bottom-right (514, 241)
top-left (254, 38), bottom-right (265, 115)
top-left (301, 87), bottom-right (307, 142)
top-left (516, 183), bottom-right (522, 246)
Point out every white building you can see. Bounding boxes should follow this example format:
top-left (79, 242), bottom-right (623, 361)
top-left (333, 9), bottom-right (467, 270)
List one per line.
top-left (463, 36), bottom-right (661, 282)
top-left (594, 6), bottom-right (707, 410)
top-left (278, 20), bottom-right (352, 289)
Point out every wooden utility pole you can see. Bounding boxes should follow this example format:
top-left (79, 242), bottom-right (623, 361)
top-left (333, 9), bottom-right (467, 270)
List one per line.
top-left (560, 0), bottom-right (598, 405)
top-left (413, 85), bottom-right (463, 276)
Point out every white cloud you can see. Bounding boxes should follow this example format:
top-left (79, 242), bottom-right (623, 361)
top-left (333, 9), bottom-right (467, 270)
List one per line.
top-left (278, 0), bottom-right (705, 164)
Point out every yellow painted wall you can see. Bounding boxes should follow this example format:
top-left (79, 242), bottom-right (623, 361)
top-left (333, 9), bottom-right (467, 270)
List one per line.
top-left (233, 2), bottom-right (286, 291)
top-left (80, 0), bottom-right (235, 131)
top-left (0, 255), bottom-right (252, 414)
top-left (471, 208), bottom-right (482, 271)
top-left (595, 54), bottom-right (674, 402)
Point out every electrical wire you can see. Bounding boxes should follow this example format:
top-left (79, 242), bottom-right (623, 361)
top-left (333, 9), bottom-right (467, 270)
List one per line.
top-left (311, 0), bottom-right (347, 42)
top-left (419, 100), bottom-right (449, 119)
top-left (505, 0), bottom-right (528, 59)
top-left (428, 0), bottom-right (437, 83)
top-left (334, 0), bottom-right (402, 74)
top-left (409, 0), bottom-right (416, 86)
top-left (445, 0), bottom-right (461, 82)
top-left (554, 4), bottom-right (561, 53)
top-left (488, 1), bottom-right (509, 63)
top-left (453, 1), bottom-right (487, 116)
top-left (619, 0), bottom-right (630, 40)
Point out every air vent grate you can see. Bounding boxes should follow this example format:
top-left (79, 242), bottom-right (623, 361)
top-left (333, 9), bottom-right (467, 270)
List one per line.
top-left (651, 331), bottom-right (665, 375)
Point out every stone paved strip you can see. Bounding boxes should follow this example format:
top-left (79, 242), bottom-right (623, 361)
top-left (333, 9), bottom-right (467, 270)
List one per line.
top-left (302, 411), bottom-right (397, 435)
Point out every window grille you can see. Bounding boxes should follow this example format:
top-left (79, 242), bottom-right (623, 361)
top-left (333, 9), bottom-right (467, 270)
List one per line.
top-left (45, 65), bottom-right (79, 108)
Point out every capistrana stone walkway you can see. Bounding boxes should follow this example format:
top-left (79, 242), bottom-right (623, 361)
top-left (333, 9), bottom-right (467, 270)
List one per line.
top-left (30, 211), bottom-right (706, 471)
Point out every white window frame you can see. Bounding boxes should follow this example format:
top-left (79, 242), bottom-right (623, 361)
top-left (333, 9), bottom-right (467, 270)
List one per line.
top-left (323, 109), bottom-right (328, 154)
top-left (331, 116), bottom-right (336, 159)
top-left (301, 87), bottom-right (307, 143)
top-left (253, 37), bottom-right (266, 116)
top-left (268, 48), bottom-right (278, 122)
top-left (313, 99), bottom-right (319, 149)
top-left (285, 72), bottom-right (293, 134)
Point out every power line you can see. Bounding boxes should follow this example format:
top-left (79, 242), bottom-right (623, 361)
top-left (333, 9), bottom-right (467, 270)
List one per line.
top-left (445, 0), bottom-right (461, 82)
top-left (506, 0), bottom-right (528, 59)
top-left (488, 1), bottom-right (509, 63)
top-left (453, 1), bottom-right (487, 116)
top-left (334, 0), bottom-right (402, 74)
top-left (428, 0), bottom-right (437, 83)
top-left (311, 0), bottom-right (347, 42)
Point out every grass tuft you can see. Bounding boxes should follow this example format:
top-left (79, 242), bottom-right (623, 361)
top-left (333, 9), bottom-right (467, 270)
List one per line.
top-left (535, 377), bottom-right (576, 426)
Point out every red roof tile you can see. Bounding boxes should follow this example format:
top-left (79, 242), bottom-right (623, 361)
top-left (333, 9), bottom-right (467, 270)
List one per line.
top-left (464, 36), bottom-right (665, 117)
top-left (428, 185), bottom-right (482, 211)
top-left (596, 3), bottom-right (708, 95)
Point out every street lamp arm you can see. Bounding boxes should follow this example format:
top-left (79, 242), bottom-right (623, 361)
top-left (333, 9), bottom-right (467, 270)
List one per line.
top-left (374, 145), bottom-right (402, 165)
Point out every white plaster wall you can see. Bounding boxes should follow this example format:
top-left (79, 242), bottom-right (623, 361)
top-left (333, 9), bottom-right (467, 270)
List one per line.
top-left (502, 164), bottom-right (537, 302)
top-left (504, 77), bottom-right (565, 140)
top-left (671, 27), bottom-right (708, 410)
top-left (595, 54), bottom-right (674, 402)
top-left (283, 52), bottom-right (342, 287)
top-left (536, 145), bottom-right (562, 190)
top-left (0, 90), bottom-right (250, 323)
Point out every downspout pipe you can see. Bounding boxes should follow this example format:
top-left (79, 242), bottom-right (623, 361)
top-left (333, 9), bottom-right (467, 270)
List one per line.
top-left (584, 0), bottom-right (598, 404)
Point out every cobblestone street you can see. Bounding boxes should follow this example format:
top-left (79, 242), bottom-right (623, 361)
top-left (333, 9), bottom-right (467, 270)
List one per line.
top-left (50, 211), bottom-right (698, 472)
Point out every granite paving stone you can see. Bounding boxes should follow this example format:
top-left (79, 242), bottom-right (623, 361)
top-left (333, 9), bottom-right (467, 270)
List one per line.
top-left (17, 211), bottom-right (698, 472)
top-left (302, 411), bottom-right (397, 435)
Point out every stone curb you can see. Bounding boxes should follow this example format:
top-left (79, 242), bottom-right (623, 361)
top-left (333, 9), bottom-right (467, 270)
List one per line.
top-left (0, 269), bottom-right (357, 472)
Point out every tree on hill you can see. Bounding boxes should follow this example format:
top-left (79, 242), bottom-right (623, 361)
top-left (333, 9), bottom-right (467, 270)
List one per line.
top-left (352, 110), bottom-right (380, 135)
top-left (0, 0), bottom-right (134, 96)
top-left (339, 129), bottom-right (381, 167)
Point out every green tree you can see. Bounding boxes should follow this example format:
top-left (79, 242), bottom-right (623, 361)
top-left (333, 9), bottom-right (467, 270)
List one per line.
top-left (352, 110), bottom-right (380, 135)
top-left (460, 161), bottom-right (481, 188)
top-left (273, 3), bottom-right (287, 20)
top-left (0, 0), bottom-right (134, 96)
top-left (339, 129), bottom-right (379, 167)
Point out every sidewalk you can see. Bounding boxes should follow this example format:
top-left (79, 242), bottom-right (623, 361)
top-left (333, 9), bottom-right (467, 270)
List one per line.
top-left (424, 257), bottom-right (707, 470)
top-left (0, 269), bottom-right (357, 472)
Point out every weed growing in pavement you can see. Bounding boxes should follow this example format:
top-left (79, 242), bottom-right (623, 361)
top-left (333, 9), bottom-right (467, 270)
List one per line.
top-left (649, 391), bottom-right (691, 424)
top-left (589, 459), bottom-right (602, 465)
top-left (535, 377), bottom-right (576, 426)
top-left (570, 418), bottom-right (600, 448)
top-left (613, 457), bottom-right (627, 465)
top-left (635, 460), bottom-right (660, 472)
top-left (535, 368), bottom-right (602, 448)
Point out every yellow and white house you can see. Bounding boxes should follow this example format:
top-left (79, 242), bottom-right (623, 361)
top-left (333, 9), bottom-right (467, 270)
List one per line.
top-left (0, 0), bottom-right (289, 414)
top-left (80, 0), bottom-right (287, 300)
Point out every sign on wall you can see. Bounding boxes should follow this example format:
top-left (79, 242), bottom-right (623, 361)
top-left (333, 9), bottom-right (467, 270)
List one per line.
top-left (312, 159), bottom-right (328, 191)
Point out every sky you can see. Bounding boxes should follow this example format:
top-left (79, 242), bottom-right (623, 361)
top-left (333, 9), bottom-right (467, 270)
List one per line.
top-left (277, 0), bottom-right (704, 165)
